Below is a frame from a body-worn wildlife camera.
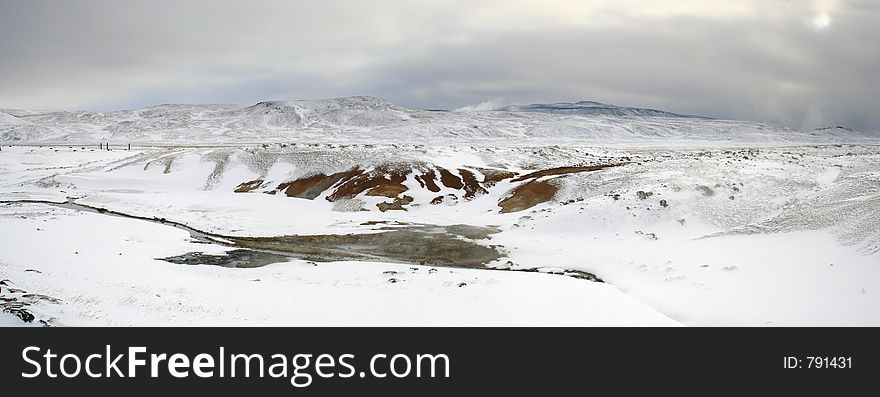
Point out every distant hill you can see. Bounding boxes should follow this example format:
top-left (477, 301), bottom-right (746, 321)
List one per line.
top-left (496, 100), bottom-right (694, 118)
top-left (0, 96), bottom-right (876, 145)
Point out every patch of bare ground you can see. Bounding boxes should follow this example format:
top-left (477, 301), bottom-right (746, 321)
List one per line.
top-left (497, 164), bottom-right (621, 213)
top-left (366, 184), bottom-right (408, 198)
top-left (236, 163), bottom-right (523, 206)
top-left (327, 165), bottom-right (410, 201)
top-left (438, 167), bottom-right (464, 189)
top-left (238, 163), bottom-right (611, 209)
top-left (1, 279), bottom-right (59, 326)
top-left (233, 179), bottom-right (264, 193)
top-left (376, 195), bottom-right (414, 212)
top-left (474, 167), bottom-right (518, 186)
top-left (415, 170), bottom-right (441, 192)
top-left (459, 169), bottom-right (488, 199)
top-left (276, 168), bottom-right (360, 199)
top-left (498, 180), bottom-right (559, 213)
top-left (511, 164), bottom-right (620, 182)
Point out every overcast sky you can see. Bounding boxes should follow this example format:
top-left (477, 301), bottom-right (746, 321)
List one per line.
top-left (0, 0), bottom-right (877, 130)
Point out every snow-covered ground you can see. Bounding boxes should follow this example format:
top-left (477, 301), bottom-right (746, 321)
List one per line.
top-left (1, 97), bottom-right (878, 327)
top-left (0, 203), bottom-right (676, 326)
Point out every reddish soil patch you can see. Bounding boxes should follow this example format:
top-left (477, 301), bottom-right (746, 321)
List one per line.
top-left (327, 166), bottom-right (411, 201)
top-left (415, 170), bottom-right (441, 192)
top-left (459, 169), bottom-right (488, 199)
top-left (511, 164), bottom-right (620, 182)
top-left (261, 163), bottom-right (611, 209)
top-left (416, 170), bottom-right (440, 193)
top-left (234, 179), bottom-right (264, 193)
top-left (276, 168), bottom-right (359, 199)
top-left (366, 184), bottom-right (408, 198)
top-left (474, 167), bottom-right (518, 186)
top-left (498, 180), bottom-right (558, 213)
top-left (438, 167), bottom-right (463, 189)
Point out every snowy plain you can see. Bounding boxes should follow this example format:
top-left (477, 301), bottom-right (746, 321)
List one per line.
top-left (1, 97), bottom-right (878, 326)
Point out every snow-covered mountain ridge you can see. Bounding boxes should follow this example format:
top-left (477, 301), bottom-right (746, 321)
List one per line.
top-left (2, 96), bottom-right (875, 145)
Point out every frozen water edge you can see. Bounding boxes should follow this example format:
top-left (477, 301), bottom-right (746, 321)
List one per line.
top-left (0, 203), bottom-right (679, 326)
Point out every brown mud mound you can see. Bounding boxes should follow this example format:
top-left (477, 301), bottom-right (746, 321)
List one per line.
top-left (237, 163), bottom-right (615, 209)
top-left (438, 167), bottom-right (464, 189)
top-left (275, 168), bottom-right (360, 199)
top-left (511, 164), bottom-right (620, 182)
top-left (415, 170), bottom-right (441, 192)
top-left (459, 169), bottom-right (488, 199)
top-left (474, 167), bottom-right (518, 186)
top-left (327, 166), bottom-right (411, 201)
top-left (497, 164), bottom-right (621, 213)
top-left (498, 180), bottom-right (558, 213)
top-left (237, 162), bottom-right (513, 202)
top-left (366, 184), bottom-right (408, 198)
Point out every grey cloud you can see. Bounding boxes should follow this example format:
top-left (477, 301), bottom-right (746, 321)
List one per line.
top-left (0, 0), bottom-right (878, 130)
top-left (356, 14), bottom-right (879, 130)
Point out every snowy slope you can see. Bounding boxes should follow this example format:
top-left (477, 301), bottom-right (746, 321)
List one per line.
top-left (2, 143), bottom-right (879, 326)
top-left (496, 100), bottom-right (692, 117)
top-left (1, 96), bottom-right (879, 327)
top-left (1, 96), bottom-right (876, 145)
top-left (0, 111), bottom-right (31, 125)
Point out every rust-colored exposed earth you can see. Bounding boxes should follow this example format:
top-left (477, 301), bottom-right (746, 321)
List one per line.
top-left (326, 166), bottom-right (410, 201)
top-left (276, 168), bottom-right (359, 199)
top-left (498, 180), bottom-right (559, 213)
top-left (438, 167), bottom-right (463, 189)
top-left (234, 162), bottom-right (620, 213)
top-left (511, 164), bottom-right (619, 182)
top-left (415, 170), bottom-right (441, 192)
top-left (474, 167), bottom-right (518, 186)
